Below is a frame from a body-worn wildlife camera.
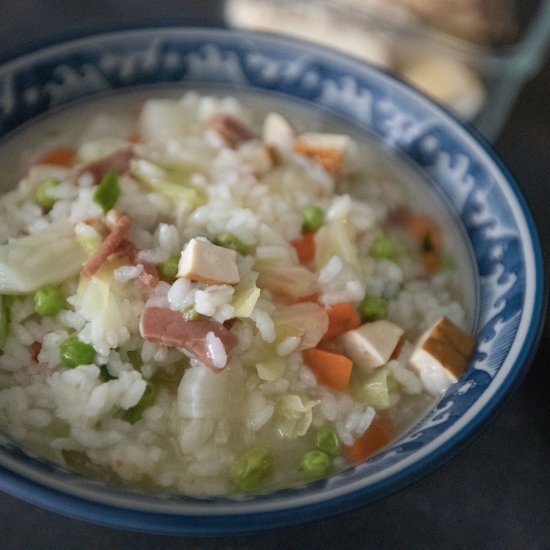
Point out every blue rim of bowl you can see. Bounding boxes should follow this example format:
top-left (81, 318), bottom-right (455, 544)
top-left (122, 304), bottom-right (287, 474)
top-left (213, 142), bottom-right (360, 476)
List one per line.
top-left (0, 27), bottom-right (545, 534)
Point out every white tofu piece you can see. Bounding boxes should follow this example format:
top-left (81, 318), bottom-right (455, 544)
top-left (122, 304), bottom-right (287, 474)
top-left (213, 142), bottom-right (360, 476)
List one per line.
top-left (177, 237), bottom-right (240, 285)
top-left (338, 320), bottom-right (404, 370)
top-left (262, 112), bottom-right (295, 149)
top-left (293, 132), bottom-right (359, 175)
top-left (409, 316), bottom-right (476, 395)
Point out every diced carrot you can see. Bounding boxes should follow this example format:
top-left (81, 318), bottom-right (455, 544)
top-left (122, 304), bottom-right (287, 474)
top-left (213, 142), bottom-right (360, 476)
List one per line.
top-left (321, 302), bottom-right (361, 342)
top-left (291, 231), bottom-right (316, 264)
top-left (422, 250), bottom-right (440, 274)
top-left (38, 146), bottom-right (76, 167)
top-left (344, 418), bottom-right (393, 463)
top-left (303, 347), bottom-right (353, 391)
top-left (407, 213), bottom-right (443, 252)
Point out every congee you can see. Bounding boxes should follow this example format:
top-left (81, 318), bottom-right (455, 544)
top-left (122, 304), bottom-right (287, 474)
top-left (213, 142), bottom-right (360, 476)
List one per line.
top-left (0, 92), bottom-right (475, 495)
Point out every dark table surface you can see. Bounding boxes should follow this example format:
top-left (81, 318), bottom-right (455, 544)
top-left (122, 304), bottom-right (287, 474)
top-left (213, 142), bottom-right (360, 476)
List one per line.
top-left (0, 2), bottom-right (549, 549)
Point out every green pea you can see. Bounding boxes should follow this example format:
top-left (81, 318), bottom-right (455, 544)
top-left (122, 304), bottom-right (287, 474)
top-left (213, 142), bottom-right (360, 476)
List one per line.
top-left (123, 382), bottom-right (158, 424)
top-left (212, 232), bottom-right (249, 256)
top-left (300, 449), bottom-right (332, 480)
top-left (301, 205), bottom-right (325, 233)
top-left (231, 447), bottom-right (275, 491)
top-left (358, 295), bottom-right (388, 322)
top-left (0, 294), bottom-right (15, 349)
top-left (158, 254), bottom-right (180, 279)
top-left (315, 426), bottom-right (340, 457)
top-left (60, 336), bottom-right (96, 369)
top-left (127, 349), bottom-right (143, 371)
top-left (61, 449), bottom-right (90, 470)
top-left (35, 178), bottom-right (60, 209)
top-left (93, 169), bottom-right (120, 213)
top-left (33, 284), bottom-right (65, 317)
top-left (99, 365), bottom-right (115, 383)
top-left (369, 235), bottom-right (398, 260)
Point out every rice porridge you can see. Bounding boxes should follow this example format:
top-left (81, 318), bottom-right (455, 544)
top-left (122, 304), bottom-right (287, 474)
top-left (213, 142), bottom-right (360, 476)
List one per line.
top-left (0, 91), bottom-right (476, 495)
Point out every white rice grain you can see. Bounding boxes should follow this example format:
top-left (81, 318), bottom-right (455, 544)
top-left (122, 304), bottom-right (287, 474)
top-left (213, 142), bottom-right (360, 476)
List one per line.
top-left (319, 256), bottom-right (343, 284)
top-left (205, 331), bottom-right (227, 369)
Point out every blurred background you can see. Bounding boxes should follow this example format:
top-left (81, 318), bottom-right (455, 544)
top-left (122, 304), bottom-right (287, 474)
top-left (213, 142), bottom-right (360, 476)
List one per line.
top-left (0, 1), bottom-right (549, 548)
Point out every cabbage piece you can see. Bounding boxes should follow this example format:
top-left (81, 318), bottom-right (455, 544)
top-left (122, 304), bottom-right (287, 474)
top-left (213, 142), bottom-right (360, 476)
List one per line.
top-left (255, 258), bottom-right (318, 299)
top-left (139, 99), bottom-right (189, 145)
top-left (277, 394), bottom-right (319, 439)
top-left (177, 363), bottom-right (245, 419)
top-left (255, 358), bottom-right (285, 382)
top-left (77, 137), bottom-right (130, 164)
top-left (353, 367), bottom-right (390, 408)
top-left (73, 261), bottom-right (134, 350)
top-left (0, 222), bottom-right (86, 293)
top-left (232, 272), bottom-right (261, 318)
top-left (314, 217), bottom-right (361, 275)
top-left (272, 303), bottom-right (328, 351)
top-left (74, 222), bottom-right (102, 257)
top-left (130, 159), bottom-right (206, 208)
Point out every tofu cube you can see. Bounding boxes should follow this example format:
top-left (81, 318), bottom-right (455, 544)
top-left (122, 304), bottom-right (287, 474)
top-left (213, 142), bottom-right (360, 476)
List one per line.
top-left (409, 316), bottom-right (476, 395)
top-left (293, 132), bottom-right (359, 176)
top-left (177, 237), bottom-right (240, 285)
top-left (262, 112), bottom-right (295, 149)
top-left (338, 320), bottom-right (404, 370)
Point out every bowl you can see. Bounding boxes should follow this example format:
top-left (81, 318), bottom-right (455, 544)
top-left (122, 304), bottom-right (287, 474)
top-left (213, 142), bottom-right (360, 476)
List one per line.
top-left (0, 27), bottom-right (545, 535)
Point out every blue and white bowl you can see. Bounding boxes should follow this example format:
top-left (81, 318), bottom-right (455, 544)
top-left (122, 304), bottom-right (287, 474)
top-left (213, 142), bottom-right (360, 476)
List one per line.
top-left (0, 27), bottom-right (545, 534)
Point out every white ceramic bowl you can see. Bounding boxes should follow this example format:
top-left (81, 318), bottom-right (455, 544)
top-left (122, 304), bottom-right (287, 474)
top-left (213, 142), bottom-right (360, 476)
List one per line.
top-left (0, 27), bottom-right (544, 534)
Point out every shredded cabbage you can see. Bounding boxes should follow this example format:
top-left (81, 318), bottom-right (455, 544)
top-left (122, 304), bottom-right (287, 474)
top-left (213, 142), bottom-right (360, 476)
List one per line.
top-left (272, 302), bottom-right (328, 351)
top-left (77, 137), bottom-right (129, 164)
top-left (255, 258), bottom-right (319, 299)
top-left (0, 222), bottom-right (87, 293)
top-left (255, 358), bottom-right (285, 382)
top-left (73, 261), bottom-right (132, 350)
top-left (314, 217), bottom-right (361, 275)
top-left (130, 158), bottom-right (206, 208)
top-left (177, 364), bottom-right (245, 419)
top-left (232, 272), bottom-right (261, 318)
top-left (277, 394), bottom-right (319, 439)
top-left (74, 222), bottom-right (102, 257)
top-left (353, 367), bottom-right (390, 408)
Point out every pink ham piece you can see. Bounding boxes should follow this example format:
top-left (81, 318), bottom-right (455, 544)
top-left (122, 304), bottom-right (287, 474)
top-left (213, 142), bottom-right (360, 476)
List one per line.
top-left (139, 307), bottom-right (239, 370)
top-left (73, 146), bottom-right (133, 185)
top-left (81, 210), bottom-right (131, 277)
top-left (208, 114), bottom-right (257, 148)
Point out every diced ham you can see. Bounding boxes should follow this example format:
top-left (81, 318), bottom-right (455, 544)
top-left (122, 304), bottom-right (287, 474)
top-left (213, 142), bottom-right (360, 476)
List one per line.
top-left (139, 307), bottom-right (238, 370)
top-left (208, 114), bottom-right (257, 148)
top-left (73, 146), bottom-right (133, 185)
top-left (137, 261), bottom-right (160, 289)
top-left (29, 341), bottom-right (42, 363)
top-left (81, 210), bottom-right (131, 277)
